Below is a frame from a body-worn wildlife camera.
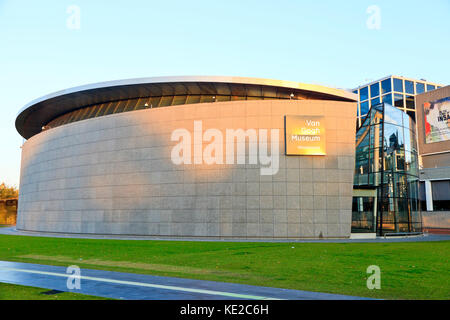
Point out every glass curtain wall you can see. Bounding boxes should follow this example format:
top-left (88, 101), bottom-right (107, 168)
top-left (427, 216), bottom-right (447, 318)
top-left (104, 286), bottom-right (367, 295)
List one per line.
top-left (354, 77), bottom-right (443, 129)
top-left (45, 93), bottom-right (304, 130)
top-left (354, 103), bottom-right (422, 235)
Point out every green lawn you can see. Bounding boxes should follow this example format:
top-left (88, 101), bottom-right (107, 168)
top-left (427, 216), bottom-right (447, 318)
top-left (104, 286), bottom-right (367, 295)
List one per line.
top-left (0, 235), bottom-right (448, 300)
top-left (0, 282), bottom-right (110, 300)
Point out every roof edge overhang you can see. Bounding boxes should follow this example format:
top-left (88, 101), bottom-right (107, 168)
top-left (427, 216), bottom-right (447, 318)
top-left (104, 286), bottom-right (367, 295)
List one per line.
top-left (16, 76), bottom-right (358, 139)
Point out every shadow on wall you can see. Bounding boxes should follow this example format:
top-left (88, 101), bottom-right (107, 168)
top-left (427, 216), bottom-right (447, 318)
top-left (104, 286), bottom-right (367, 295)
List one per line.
top-left (0, 199), bottom-right (17, 225)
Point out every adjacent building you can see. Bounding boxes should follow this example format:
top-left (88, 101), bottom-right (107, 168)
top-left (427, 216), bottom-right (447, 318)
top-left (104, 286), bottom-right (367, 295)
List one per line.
top-left (353, 75), bottom-right (443, 128)
top-left (353, 103), bottom-right (421, 235)
top-left (415, 85), bottom-right (450, 233)
top-left (353, 76), bottom-right (449, 234)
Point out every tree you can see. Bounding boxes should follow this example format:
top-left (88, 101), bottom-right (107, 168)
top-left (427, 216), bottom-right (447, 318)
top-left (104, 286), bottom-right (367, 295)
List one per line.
top-left (0, 183), bottom-right (18, 199)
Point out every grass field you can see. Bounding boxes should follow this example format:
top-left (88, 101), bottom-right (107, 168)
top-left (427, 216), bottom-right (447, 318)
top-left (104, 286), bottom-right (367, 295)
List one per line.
top-left (0, 282), bottom-right (110, 300)
top-left (0, 235), bottom-right (448, 300)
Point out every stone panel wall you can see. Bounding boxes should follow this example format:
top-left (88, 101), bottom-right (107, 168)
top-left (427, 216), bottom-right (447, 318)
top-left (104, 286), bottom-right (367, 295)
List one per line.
top-left (17, 99), bottom-right (356, 238)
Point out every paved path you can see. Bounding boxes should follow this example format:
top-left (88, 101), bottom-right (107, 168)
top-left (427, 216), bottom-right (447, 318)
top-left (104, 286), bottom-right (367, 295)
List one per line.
top-left (1, 227), bottom-right (449, 243)
top-left (0, 261), bottom-right (371, 300)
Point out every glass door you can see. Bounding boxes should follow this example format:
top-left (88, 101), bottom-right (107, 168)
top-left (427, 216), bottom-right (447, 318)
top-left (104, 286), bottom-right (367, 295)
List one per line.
top-left (352, 189), bottom-right (377, 234)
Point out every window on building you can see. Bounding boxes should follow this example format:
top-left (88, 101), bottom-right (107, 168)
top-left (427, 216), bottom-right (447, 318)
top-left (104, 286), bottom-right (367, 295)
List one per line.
top-left (432, 180), bottom-right (450, 211)
top-left (370, 83), bottom-right (380, 98)
top-left (405, 80), bottom-right (414, 94)
top-left (419, 182), bottom-right (427, 211)
top-left (371, 97), bottom-right (380, 107)
top-left (382, 94), bottom-right (392, 105)
top-left (361, 101), bottom-right (369, 115)
top-left (381, 79), bottom-right (391, 94)
top-left (427, 84), bottom-right (436, 91)
top-left (352, 197), bottom-right (376, 233)
top-left (394, 94), bottom-right (404, 108)
top-left (394, 78), bottom-right (404, 92)
top-left (405, 95), bottom-right (415, 109)
top-left (416, 82), bottom-right (425, 94)
top-left (360, 87), bottom-right (369, 101)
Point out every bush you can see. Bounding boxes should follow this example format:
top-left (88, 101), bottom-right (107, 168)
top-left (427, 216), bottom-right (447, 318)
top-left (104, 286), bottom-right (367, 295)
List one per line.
top-left (0, 183), bottom-right (19, 200)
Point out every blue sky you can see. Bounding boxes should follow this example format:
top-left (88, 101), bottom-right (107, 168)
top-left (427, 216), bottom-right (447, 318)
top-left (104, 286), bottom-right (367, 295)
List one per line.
top-left (0, 0), bottom-right (449, 186)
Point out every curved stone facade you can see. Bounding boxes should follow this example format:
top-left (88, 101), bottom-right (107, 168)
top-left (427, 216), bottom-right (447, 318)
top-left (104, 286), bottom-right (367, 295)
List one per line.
top-left (17, 99), bottom-right (356, 238)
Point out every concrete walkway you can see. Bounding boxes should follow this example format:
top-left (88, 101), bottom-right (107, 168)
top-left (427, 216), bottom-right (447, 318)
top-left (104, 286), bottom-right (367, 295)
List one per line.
top-left (0, 261), bottom-right (371, 300)
top-left (1, 227), bottom-right (449, 243)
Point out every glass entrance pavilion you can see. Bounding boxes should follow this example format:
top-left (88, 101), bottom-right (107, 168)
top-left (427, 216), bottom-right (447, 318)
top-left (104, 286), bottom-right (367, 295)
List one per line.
top-left (353, 103), bottom-right (422, 235)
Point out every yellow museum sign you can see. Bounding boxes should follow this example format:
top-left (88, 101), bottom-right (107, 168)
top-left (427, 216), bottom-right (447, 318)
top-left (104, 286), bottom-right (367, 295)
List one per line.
top-left (285, 115), bottom-right (326, 155)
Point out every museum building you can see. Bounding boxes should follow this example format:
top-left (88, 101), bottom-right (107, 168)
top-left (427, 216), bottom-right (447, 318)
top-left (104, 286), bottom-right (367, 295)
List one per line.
top-left (15, 76), bottom-right (421, 238)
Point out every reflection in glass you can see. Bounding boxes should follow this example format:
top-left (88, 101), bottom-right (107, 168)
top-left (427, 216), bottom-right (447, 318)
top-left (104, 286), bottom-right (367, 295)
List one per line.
top-left (354, 102), bottom-right (421, 235)
top-left (382, 94), bottom-right (392, 105)
top-left (361, 101), bottom-right (369, 116)
top-left (394, 94), bottom-right (404, 108)
top-left (405, 80), bottom-right (414, 94)
top-left (427, 84), bottom-right (436, 91)
top-left (381, 79), bottom-right (391, 94)
top-left (383, 123), bottom-right (404, 152)
top-left (371, 97), bottom-right (380, 107)
top-left (352, 197), bottom-right (376, 233)
top-left (405, 95), bottom-right (415, 109)
top-left (416, 82), bottom-right (425, 94)
top-left (394, 78), bottom-right (403, 92)
top-left (370, 83), bottom-right (380, 98)
top-left (384, 107), bottom-right (403, 126)
top-left (360, 87), bottom-right (369, 101)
